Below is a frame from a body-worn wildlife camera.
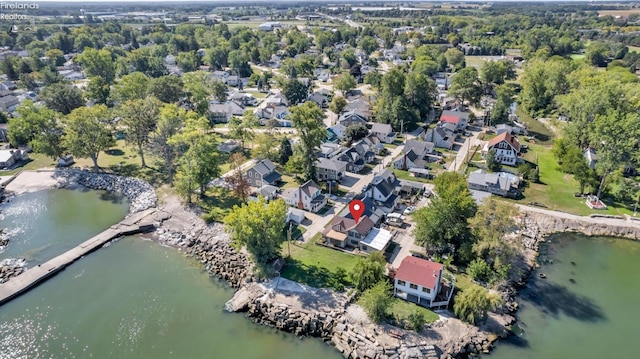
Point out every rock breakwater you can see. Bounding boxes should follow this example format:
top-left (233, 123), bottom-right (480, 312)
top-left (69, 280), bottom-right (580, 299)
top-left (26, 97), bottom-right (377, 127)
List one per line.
top-left (72, 171), bottom-right (157, 214)
top-left (0, 258), bottom-right (26, 284)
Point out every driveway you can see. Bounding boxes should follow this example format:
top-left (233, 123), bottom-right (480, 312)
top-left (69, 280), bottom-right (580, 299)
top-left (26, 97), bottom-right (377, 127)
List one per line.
top-left (448, 130), bottom-right (483, 173)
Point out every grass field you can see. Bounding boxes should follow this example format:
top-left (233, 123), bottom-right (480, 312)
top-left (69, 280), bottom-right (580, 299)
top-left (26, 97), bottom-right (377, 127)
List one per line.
top-left (598, 9), bottom-right (640, 16)
top-left (390, 298), bottom-right (440, 324)
top-left (502, 144), bottom-right (633, 216)
top-left (628, 45), bottom-right (640, 53)
top-left (515, 107), bottom-right (554, 145)
top-left (280, 233), bottom-right (360, 289)
top-left (201, 186), bottom-right (243, 223)
top-left (392, 168), bottom-right (433, 184)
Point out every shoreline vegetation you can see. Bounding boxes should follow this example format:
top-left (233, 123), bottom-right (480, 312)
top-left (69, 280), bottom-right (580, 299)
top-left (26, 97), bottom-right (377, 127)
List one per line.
top-left (4, 171), bottom-right (640, 358)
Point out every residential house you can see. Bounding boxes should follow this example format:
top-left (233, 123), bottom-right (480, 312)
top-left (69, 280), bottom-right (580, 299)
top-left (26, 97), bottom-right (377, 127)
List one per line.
top-left (0, 81), bottom-right (17, 91)
top-left (308, 92), bottom-right (329, 108)
top-left (439, 110), bottom-right (469, 130)
top-left (370, 123), bottom-right (396, 144)
top-left (165, 54), bottom-right (176, 66)
top-left (211, 70), bottom-right (229, 83)
top-left (338, 110), bottom-right (368, 127)
top-left (218, 140), bottom-right (240, 153)
top-left (245, 159), bottom-right (282, 188)
top-left (394, 256), bottom-right (448, 308)
top-left (0, 95), bottom-right (19, 112)
top-left (317, 70), bottom-right (331, 82)
top-left (59, 70), bottom-right (85, 80)
top-left (467, 169), bottom-right (520, 198)
top-left (424, 125), bottom-right (455, 150)
top-left (0, 149), bottom-right (28, 169)
top-left (344, 99), bottom-right (372, 119)
top-left (363, 135), bottom-right (385, 155)
top-left (255, 104), bottom-right (291, 127)
top-left (208, 101), bottom-right (245, 123)
top-left (496, 123), bottom-right (526, 136)
top-left (322, 215), bottom-right (375, 248)
top-left (352, 140), bottom-right (376, 163)
top-left (337, 147), bottom-right (366, 173)
top-left (266, 93), bottom-right (289, 106)
top-left (328, 124), bottom-right (347, 140)
top-left (227, 75), bottom-right (240, 87)
top-left (315, 157), bottom-right (347, 182)
top-left (249, 184), bottom-right (279, 202)
top-left (229, 91), bottom-right (257, 107)
top-left (583, 148), bottom-right (597, 169)
top-left (282, 180), bottom-right (327, 213)
top-left (319, 143), bottom-right (344, 159)
top-left (363, 169), bottom-right (400, 212)
top-left (482, 132), bottom-right (521, 166)
top-left (359, 227), bottom-right (393, 253)
top-left (394, 140), bottom-right (433, 171)
top-left (287, 208), bottom-right (306, 225)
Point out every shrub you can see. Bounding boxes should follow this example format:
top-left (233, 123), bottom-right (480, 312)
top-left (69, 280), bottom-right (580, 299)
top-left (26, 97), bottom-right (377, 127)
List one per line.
top-left (467, 258), bottom-right (492, 282)
top-left (407, 310), bottom-right (426, 332)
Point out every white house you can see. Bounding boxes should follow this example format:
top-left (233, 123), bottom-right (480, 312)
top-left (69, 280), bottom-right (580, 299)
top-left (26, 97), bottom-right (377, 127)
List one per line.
top-left (370, 123), bottom-right (396, 144)
top-left (258, 22), bottom-right (282, 31)
top-left (394, 256), bottom-right (446, 308)
top-left (363, 169), bottom-right (399, 212)
top-left (282, 180), bottom-right (327, 213)
top-left (424, 125), bottom-right (455, 150)
top-left (0, 149), bottom-right (28, 169)
top-left (482, 132), bottom-right (521, 166)
top-left (393, 140), bottom-right (433, 170)
top-left (211, 70), bottom-right (230, 82)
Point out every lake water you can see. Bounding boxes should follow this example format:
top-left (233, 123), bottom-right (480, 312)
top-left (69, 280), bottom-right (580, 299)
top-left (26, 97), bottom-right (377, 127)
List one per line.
top-left (0, 189), bottom-right (341, 359)
top-left (487, 233), bottom-right (640, 359)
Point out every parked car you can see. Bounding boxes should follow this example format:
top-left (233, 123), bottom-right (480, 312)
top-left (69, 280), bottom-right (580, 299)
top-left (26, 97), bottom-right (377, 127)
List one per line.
top-left (423, 189), bottom-right (432, 198)
top-left (404, 206), bottom-right (416, 215)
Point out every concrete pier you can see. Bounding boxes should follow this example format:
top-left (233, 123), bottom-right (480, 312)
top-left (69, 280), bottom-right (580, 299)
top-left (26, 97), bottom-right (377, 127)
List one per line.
top-left (0, 208), bottom-right (168, 306)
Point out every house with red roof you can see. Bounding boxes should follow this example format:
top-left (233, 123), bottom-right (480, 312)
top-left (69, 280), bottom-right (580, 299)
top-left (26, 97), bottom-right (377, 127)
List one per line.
top-left (439, 110), bottom-right (469, 130)
top-left (394, 256), bottom-right (452, 308)
top-left (482, 132), bottom-right (521, 166)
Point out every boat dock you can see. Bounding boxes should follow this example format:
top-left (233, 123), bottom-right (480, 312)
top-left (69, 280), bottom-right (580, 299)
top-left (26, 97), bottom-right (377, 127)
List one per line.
top-left (0, 208), bottom-right (168, 306)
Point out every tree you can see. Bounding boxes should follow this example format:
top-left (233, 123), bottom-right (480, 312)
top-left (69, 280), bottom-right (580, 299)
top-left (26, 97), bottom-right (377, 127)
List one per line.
top-left (39, 82), bottom-right (84, 115)
top-left (449, 67), bottom-right (482, 107)
top-left (281, 78), bottom-right (309, 105)
top-left (1, 58), bottom-right (18, 81)
top-left (414, 172), bottom-right (477, 260)
top-left (344, 124), bottom-right (369, 143)
top-left (148, 76), bottom-right (184, 103)
top-left (118, 97), bottom-right (161, 168)
top-left (359, 35), bottom-right (378, 55)
top-left (278, 137), bottom-right (293, 165)
top-left (486, 148), bottom-right (501, 172)
top-left (359, 280), bottom-right (393, 324)
top-left (8, 101), bottom-right (64, 160)
top-left (110, 72), bottom-right (150, 103)
top-left (467, 258), bottom-right (492, 282)
top-left (75, 48), bottom-right (115, 83)
top-left (469, 197), bottom-right (518, 271)
top-left (172, 116), bottom-right (220, 202)
top-left (62, 105), bottom-right (114, 172)
top-left (407, 310), bottom-right (426, 332)
top-left (444, 48), bottom-right (464, 70)
top-left (225, 152), bottom-right (251, 201)
top-left (585, 42), bottom-right (609, 67)
top-left (490, 84), bottom-right (514, 125)
top-left (228, 112), bottom-right (257, 151)
top-left (617, 178), bottom-right (640, 207)
top-left (404, 73), bottom-right (437, 119)
top-left (211, 79), bottom-right (228, 103)
top-left (149, 104), bottom-right (186, 186)
top-left (329, 95), bottom-right (348, 114)
top-left (86, 76), bottom-right (111, 105)
top-left (333, 73), bottom-right (357, 94)
top-left (224, 197), bottom-right (288, 273)
top-left (350, 252), bottom-right (386, 292)
top-left (176, 51), bottom-right (200, 72)
top-left (253, 133), bottom-right (279, 162)
top-left (182, 71), bottom-right (216, 115)
top-left (290, 102), bottom-right (325, 181)
top-left (453, 285), bottom-right (502, 325)
top-left (590, 110), bottom-right (640, 198)
top-left (411, 56), bottom-right (440, 77)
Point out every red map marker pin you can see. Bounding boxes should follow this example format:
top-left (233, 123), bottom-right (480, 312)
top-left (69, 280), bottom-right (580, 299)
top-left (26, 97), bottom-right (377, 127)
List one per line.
top-left (349, 199), bottom-right (365, 224)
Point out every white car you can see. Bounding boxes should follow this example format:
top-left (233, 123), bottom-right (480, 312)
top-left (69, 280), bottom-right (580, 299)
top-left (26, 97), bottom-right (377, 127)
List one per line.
top-left (404, 206), bottom-right (416, 215)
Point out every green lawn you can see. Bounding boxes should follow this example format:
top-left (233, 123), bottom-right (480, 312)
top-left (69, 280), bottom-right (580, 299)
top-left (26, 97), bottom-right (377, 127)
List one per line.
top-left (280, 234), bottom-right (359, 289)
top-left (384, 143), bottom-right (398, 149)
top-left (392, 169), bottom-right (433, 184)
top-left (464, 56), bottom-right (491, 69)
top-left (503, 144), bottom-right (633, 216)
top-left (201, 187), bottom-right (244, 223)
top-left (515, 108), bottom-right (554, 145)
top-left (280, 174), bottom-right (301, 189)
top-left (628, 45), bottom-right (640, 53)
top-left (390, 298), bottom-right (440, 324)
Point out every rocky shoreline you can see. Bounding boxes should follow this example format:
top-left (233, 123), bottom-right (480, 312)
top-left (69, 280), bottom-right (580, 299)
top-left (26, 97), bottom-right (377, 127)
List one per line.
top-left (0, 258), bottom-right (26, 284)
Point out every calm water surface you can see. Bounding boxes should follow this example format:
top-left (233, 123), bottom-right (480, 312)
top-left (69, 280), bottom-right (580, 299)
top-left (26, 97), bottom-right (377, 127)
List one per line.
top-left (0, 188), bottom-right (129, 265)
top-left (0, 190), bottom-right (341, 359)
top-left (487, 233), bottom-right (640, 359)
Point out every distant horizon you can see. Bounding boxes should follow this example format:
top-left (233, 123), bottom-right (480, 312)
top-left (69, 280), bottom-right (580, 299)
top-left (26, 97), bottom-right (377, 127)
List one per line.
top-left (27, 0), bottom-right (638, 3)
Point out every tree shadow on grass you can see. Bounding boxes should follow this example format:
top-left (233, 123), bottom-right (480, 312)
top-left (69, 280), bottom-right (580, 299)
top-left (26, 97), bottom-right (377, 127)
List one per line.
top-left (201, 188), bottom-right (243, 222)
top-left (105, 148), bottom-right (125, 156)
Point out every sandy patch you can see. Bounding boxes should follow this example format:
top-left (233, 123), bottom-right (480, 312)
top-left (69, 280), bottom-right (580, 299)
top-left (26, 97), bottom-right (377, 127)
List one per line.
top-left (3, 171), bottom-right (73, 195)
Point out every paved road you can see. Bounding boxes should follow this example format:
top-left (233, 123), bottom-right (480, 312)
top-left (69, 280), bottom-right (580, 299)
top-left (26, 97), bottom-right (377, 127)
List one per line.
top-left (516, 204), bottom-right (640, 228)
top-left (301, 144), bottom-right (405, 241)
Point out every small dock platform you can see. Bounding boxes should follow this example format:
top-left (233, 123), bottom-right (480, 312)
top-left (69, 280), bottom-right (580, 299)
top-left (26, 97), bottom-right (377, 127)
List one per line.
top-left (0, 208), bottom-right (167, 306)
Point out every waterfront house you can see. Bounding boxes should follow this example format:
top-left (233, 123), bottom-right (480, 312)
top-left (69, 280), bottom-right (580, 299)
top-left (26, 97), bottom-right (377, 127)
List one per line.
top-left (394, 256), bottom-right (451, 308)
top-left (0, 149), bottom-right (28, 169)
top-left (282, 180), bottom-right (327, 213)
top-left (322, 215), bottom-right (375, 248)
top-left (482, 132), bottom-right (521, 166)
top-left (467, 169), bottom-right (520, 198)
top-left (246, 159), bottom-right (282, 188)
